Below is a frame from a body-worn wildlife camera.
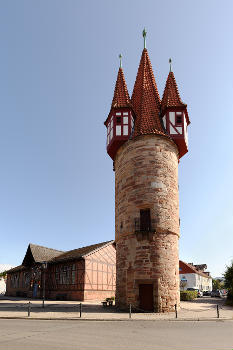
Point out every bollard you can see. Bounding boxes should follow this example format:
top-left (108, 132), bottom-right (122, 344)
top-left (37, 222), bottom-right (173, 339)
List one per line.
top-left (28, 302), bottom-right (31, 317)
top-left (129, 304), bottom-right (132, 319)
top-left (175, 304), bottom-right (178, 319)
top-left (80, 303), bottom-right (82, 318)
top-left (217, 304), bottom-right (219, 318)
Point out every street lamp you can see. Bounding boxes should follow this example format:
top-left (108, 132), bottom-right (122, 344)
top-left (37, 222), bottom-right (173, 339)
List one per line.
top-left (41, 262), bottom-right (47, 308)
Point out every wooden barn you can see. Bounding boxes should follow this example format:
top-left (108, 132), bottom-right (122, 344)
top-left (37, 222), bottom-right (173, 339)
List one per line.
top-left (6, 241), bottom-right (116, 301)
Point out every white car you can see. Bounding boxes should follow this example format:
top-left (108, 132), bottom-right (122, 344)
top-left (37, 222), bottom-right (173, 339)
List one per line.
top-left (187, 288), bottom-right (203, 297)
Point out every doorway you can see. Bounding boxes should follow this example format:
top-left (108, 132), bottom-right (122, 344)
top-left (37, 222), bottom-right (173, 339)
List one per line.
top-left (139, 284), bottom-right (154, 311)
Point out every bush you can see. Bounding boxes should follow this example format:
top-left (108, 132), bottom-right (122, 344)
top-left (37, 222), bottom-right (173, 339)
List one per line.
top-left (224, 261), bottom-right (233, 305)
top-left (180, 290), bottom-right (198, 301)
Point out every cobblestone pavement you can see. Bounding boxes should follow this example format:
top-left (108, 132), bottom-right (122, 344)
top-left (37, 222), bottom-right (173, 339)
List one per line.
top-left (0, 296), bottom-right (232, 320)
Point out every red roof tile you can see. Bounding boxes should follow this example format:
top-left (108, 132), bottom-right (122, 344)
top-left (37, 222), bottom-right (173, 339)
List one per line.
top-left (131, 49), bottom-right (167, 138)
top-left (161, 71), bottom-right (187, 114)
top-left (111, 67), bottom-right (131, 109)
top-left (179, 260), bottom-right (212, 279)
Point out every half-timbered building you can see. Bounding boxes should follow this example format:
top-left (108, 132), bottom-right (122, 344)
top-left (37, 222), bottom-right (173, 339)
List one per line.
top-left (6, 241), bottom-right (116, 301)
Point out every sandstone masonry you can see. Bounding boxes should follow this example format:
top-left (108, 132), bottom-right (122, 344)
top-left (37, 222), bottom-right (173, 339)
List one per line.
top-left (115, 135), bottom-right (180, 312)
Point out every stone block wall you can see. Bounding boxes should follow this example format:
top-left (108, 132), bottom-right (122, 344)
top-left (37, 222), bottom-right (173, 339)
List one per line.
top-left (115, 134), bottom-right (180, 312)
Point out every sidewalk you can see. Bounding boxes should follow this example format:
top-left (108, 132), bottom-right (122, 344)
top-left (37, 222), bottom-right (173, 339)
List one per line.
top-left (0, 296), bottom-right (232, 321)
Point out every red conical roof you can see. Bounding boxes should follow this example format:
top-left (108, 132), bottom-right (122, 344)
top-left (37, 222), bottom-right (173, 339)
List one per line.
top-left (111, 67), bottom-right (131, 109)
top-left (131, 49), bottom-right (166, 138)
top-left (161, 71), bottom-right (187, 114)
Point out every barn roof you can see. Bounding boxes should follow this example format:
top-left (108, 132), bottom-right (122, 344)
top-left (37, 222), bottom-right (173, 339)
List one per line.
top-left (22, 243), bottom-right (64, 266)
top-left (50, 240), bottom-right (114, 263)
top-left (5, 265), bottom-right (26, 273)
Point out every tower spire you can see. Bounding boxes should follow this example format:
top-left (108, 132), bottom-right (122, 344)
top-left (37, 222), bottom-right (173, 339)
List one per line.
top-left (161, 69), bottom-right (188, 119)
top-left (119, 54), bottom-right (122, 68)
top-left (169, 58), bottom-right (172, 72)
top-left (131, 46), bottom-right (167, 138)
top-left (142, 28), bottom-right (147, 49)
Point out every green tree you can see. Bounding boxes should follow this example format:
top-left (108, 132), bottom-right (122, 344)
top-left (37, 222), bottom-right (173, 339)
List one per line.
top-left (224, 261), bottom-right (233, 303)
top-left (212, 278), bottom-right (224, 291)
top-left (0, 271), bottom-right (7, 279)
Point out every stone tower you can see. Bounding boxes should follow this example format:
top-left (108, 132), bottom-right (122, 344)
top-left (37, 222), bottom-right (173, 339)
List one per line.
top-left (104, 34), bottom-right (190, 312)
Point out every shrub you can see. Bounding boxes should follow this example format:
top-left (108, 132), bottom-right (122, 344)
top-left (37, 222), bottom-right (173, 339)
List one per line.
top-left (180, 290), bottom-right (198, 301)
top-left (224, 261), bottom-right (233, 305)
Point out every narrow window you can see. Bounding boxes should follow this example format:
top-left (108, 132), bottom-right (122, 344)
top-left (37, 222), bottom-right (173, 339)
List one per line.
top-left (123, 125), bottom-right (128, 135)
top-left (116, 116), bottom-right (121, 124)
top-left (176, 114), bottom-right (182, 124)
top-left (140, 209), bottom-right (151, 231)
top-left (116, 125), bottom-right (121, 136)
top-left (123, 116), bottom-right (128, 124)
top-left (72, 264), bottom-right (76, 284)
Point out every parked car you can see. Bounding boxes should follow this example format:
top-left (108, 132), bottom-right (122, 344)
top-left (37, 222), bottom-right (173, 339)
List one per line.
top-left (187, 288), bottom-right (203, 297)
top-left (211, 290), bottom-right (223, 298)
top-left (203, 291), bottom-right (211, 296)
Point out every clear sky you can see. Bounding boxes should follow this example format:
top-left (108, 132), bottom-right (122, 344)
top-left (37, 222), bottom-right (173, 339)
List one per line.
top-left (0, 0), bottom-right (232, 277)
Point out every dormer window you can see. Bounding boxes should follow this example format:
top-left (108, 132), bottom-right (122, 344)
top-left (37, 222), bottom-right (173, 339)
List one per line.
top-left (116, 116), bottom-right (121, 124)
top-left (176, 113), bottom-right (182, 125)
top-left (105, 109), bottom-right (134, 159)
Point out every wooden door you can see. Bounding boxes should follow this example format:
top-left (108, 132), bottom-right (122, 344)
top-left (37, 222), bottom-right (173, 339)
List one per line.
top-left (139, 284), bottom-right (154, 311)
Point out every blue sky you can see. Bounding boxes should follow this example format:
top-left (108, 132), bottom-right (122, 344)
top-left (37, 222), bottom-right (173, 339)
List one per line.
top-left (0, 0), bottom-right (232, 277)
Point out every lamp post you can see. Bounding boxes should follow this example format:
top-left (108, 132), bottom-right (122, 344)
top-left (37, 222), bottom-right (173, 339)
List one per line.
top-left (41, 262), bottom-right (47, 308)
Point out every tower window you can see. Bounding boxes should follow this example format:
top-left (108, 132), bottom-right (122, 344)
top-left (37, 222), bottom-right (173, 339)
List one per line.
top-left (176, 115), bottom-right (182, 124)
top-left (140, 209), bottom-right (151, 231)
top-left (116, 116), bottom-right (121, 124)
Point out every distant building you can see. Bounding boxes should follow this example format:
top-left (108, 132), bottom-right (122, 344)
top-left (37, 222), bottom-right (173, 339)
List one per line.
top-left (6, 241), bottom-right (116, 301)
top-left (0, 277), bottom-right (6, 295)
top-left (0, 264), bottom-right (14, 295)
top-left (179, 261), bottom-right (212, 292)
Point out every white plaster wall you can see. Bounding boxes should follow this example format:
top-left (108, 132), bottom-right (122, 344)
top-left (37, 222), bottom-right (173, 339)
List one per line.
top-left (180, 273), bottom-right (212, 291)
top-left (169, 112), bottom-right (175, 124)
top-left (162, 116), bottom-right (166, 129)
top-left (184, 117), bottom-right (188, 146)
top-left (0, 278), bottom-right (6, 295)
top-left (180, 273), bottom-right (196, 289)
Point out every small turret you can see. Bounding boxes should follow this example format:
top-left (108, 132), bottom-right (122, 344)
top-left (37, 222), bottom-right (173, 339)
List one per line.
top-left (161, 59), bottom-right (190, 158)
top-left (104, 55), bottom-right (134, 160)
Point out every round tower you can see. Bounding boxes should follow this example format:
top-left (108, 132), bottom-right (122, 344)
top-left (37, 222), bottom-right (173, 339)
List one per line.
top-left (115, 134), bottom-right (179, 312)
top-left (105, 34), bottom-right (190, 312)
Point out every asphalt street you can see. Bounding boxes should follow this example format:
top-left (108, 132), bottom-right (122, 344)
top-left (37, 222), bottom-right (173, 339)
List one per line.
top-left (0, 319), bottom-right (232, 350)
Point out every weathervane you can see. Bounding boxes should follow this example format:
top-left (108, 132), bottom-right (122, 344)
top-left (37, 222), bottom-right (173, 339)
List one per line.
top-left (142, 28), bottom-right (147, 49)
top-left (119, 54), bottom-right (122, 68)
top-left (169, 58), bottom-right (172, 72)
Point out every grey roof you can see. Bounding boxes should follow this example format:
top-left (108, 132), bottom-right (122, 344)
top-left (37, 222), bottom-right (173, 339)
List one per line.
top-left (51, 240), bottom-right (114, 263)
top-left (22, 243), bottom-right (64, 266)
top-left (6, 265), bottom-right (26, 273)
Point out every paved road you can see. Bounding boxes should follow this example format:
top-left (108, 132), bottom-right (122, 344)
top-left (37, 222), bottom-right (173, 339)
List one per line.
top-left (0, 319), bottom-right (232, 350)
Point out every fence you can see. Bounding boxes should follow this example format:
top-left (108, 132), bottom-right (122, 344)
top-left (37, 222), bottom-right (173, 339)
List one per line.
top-left (0, 299), bottom-right (232, 320)
top-left (125, 302), bottom-right (229, 320)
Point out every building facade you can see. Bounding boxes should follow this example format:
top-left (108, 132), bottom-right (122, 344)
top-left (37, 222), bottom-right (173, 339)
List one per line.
top-left (105, 31), bottom-right (190, 312)
top-left (6, 241), bottom-right (116, 301)
top-left (179, 261), bottom-right (212, 292)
